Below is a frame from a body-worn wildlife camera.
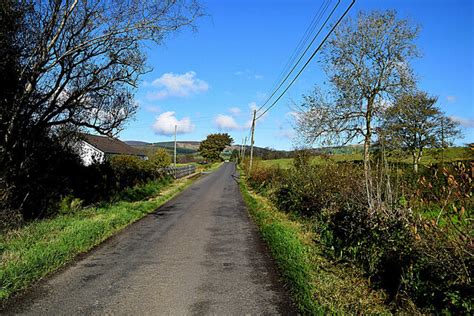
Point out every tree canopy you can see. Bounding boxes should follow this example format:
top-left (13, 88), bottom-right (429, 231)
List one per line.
top-left (381, 91), bottom-right (461, 171)
top-left (296, 10), bottom-right (419, 204)
top-left (0, 0), bottom-right (201, 220)
top-left (199, 133), bottom-right (233, 162)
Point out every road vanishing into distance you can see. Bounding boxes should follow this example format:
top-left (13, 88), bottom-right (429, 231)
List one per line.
top-left (5, 163), bottom-right (294, 315)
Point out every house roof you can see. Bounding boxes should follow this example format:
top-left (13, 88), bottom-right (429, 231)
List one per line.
top-left (82, 134), bottom-right (146, 157)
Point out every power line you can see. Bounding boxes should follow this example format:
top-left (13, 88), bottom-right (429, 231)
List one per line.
top-left (265, 0), bottom-right (331, 102)
top-left (256, 0), bottom-right (340, 114)
top-left (255, 0), bottom-right (355, 121)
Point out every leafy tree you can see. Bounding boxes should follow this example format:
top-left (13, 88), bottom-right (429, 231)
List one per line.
top-left (0, 0), bottom-right (201, 221)
top-left (199, 133), bottom-right (233, 162)
top-left (296, 10), bottom-right (419, 204)
top-left (230, 149), bottom-right (239, 161)
top-left (381, 91), bottom-right (461, 172)
top-left (149, 148), bottom-right (171, 169)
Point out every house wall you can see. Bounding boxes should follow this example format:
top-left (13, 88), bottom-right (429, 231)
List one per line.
top-left (78, 141), bottom-right (105, 166)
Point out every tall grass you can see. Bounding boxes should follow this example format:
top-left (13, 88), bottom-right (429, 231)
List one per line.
top-left (243, 158), bottom-right (473, 313)
top-left (240, 176), bottom-right (390, 314)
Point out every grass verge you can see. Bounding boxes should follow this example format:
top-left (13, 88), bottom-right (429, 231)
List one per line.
top-left (0, 173), bottom-right (202, 306)
top-left (196, 161), bottom-right (224, 173)
top-left (239, 176), bottom-right (391, 314)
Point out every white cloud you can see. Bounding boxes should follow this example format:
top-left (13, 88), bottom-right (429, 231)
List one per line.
top-left (147, 71), bottom-right (208, 100)
top-left (446, 95), bottom-right (457, 103)
top-left (152, 111), bottom-right (194, 135)
top-left (451, 116), bottom-right (474, 128)
top-left (229, 107), bottom-right (241, 116)
top-left (233, 69), bottom-right (264, 80)
top-left (277, 128), bottom-right (296, 139)
top-left (145, 105), bottom-right (161, 113)
top-left (249, 101), bottom-right (258, 111)
top-left (215, 114), bottom-right (240, 130)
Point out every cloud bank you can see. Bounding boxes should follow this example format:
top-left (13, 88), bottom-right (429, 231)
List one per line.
top-left (215, 114), bottom-right (240, 130)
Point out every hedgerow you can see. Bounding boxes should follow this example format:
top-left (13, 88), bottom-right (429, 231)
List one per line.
top-left (244, 158), bottom-right (473, 313)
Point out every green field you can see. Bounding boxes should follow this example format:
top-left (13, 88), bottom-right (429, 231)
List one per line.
top-left (260, 147), bottom-right (470, 169)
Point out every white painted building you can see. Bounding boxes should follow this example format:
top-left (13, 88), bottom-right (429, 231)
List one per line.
top-left (77, 134), bottom-right (147, 166)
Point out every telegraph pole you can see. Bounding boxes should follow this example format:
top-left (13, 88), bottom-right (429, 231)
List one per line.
top-left (174, 125), bottom-right (177, 177)
top-left (242, 136), bottom-right (247, 161)
top-left (441, 117), bottom-right (445, 165)
top-left (249, 110), bottom-right (256, 173)
top-left (240, 137), bottom-right (244, 162)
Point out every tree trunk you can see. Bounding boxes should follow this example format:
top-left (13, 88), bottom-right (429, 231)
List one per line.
top-left (363, 134), bottom-right (372, 207)
top-left (364, 99), bottom-right (373, 208)
top-left (413, 150), bottom-right (422, 173)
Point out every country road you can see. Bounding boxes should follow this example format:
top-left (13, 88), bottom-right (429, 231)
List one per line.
top-left (5, 162), bottom-right (294, 315)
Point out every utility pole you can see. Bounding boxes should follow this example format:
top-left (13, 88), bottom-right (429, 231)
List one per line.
top-left (249, 110), bottom-right (256, 173)
top-left (174, 125), bottom-right (177, 178)
top-left (242, 136), bottom-right (247, 161)
top-left (441, 116), bottom-right (445, 165)
top-left (240, 137), bottom-right (244, 162)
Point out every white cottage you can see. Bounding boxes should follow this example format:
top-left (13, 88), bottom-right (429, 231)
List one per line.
top-left (78, 134), bottom-right (147, 166)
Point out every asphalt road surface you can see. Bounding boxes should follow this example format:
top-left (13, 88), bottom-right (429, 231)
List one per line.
top-left (5, 162), bottom-right (294, 315)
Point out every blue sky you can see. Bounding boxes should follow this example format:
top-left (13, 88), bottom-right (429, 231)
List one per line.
top-left (119, 0), bottom-right (474, 150)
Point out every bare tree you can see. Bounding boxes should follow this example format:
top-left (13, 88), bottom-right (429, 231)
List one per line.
top-left (3, 0), bottom-right (201, 139)
top-left (296, 10), bottom-right (419, 205)
top-left (381, 91), bottom-right (461, 172)
top-left (0, 0), bottom-right (202, 220)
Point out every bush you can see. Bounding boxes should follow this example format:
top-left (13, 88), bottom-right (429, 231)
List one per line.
top-left (109, 155), bottom-right (157, 188)
top-left (1, 146), bottom-right (170, 228)
top-left (148, 148), bottom-right (171, 169)
top-left (58, 195), bottom-right (84, 215)
top-left (0, 134), bottom-right (85, 224)
top-left (245, 162), bottom-right (283, 193)
top-left (245, 159), bottom-right (473, 313)
top-left (272, 162), bottom-right (366, 218)
top-left (69, 155), bottom-right (167, 205)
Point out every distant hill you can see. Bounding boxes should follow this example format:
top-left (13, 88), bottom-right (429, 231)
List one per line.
top-left (124, 141), bottom-right (469, 162)
top-left (125, 140), bottom-right (201, 155)
top-left (124, 140), bottom-right (151, 147)
top-left (124, 140), bottom-right (284, 157)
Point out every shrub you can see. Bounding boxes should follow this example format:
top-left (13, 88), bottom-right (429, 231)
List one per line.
top-left (272, 162), bottom-right (366, 218)
top-left (245, 159), bottom-right (473, 313)
top-left (148, 148), bottom-right (172, 169)
top-left (245, 162), bottom-right (283, 193)
top-left (58, 195), bottom-right (84, 215)
top-left (109, 155), bottom-right (155, 188)
top-left (407, 222), bottom-right (473, 313)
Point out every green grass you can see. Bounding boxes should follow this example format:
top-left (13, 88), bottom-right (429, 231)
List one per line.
top-left (196, 161), bottom-right (223, 173)
top-left (261, 147), bottom-right (469, 169)
top-left (0, 175), bottom-right (200, 306)
top-left (239, 176), bottom-right (391, 314)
